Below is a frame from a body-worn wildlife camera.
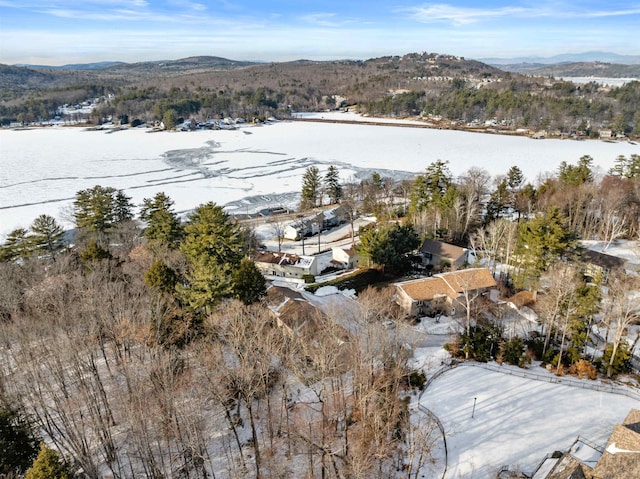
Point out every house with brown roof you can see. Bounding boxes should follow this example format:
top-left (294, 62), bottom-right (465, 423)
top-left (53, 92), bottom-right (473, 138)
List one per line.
top-left (591, 409), bottom-right (640, 479)
top-left (395, 268), bottom-right (496, 317)
top-left (265, 285), bottom-right (352, 373)
top-left (541, 409), bottom-right (640, 479)
top-left (253, 250), bottom-right (319, 279)
top-left (419, 238), bottom-right (468, 270)
top-left (266, 285), bottom-right (324, 339)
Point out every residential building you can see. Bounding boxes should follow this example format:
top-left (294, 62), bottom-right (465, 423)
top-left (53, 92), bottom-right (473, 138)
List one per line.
top-left (578, 248), bottom-right (626, 283)
top-left (418, 238), bottom-right (468, 269)
top-left (395, 268), bottom-right (496, 317)
top-left (331, 245), bottom-right (359, 270)
top-left (542, 409), bottom-right (640, 479)
top-left (253, 251), bottom-right (319, 279)
top-left (283, 212), bottom-right (325, 240)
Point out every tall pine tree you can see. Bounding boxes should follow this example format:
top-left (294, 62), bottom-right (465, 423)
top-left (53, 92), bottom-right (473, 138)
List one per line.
top-left (30, 215), bottom-right (65, 258)
top-left (140, 192), bottom-right (183, 249)
top-left (0, 228), bottom-right (31, 262)
top-left (324, 165), bottom-right (342, 204)
top-left (300, 166), bottom-right (321, 210)
top-left (515, 205), bottom-right (575, 289)
top-left (73, 185), bottom-right (134, 234)
top-left (180, 203), bottom-right (246, 311)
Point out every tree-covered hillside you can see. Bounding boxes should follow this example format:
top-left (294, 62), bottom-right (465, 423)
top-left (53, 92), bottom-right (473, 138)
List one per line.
top-left (3, 52), bottom-right (638, 135)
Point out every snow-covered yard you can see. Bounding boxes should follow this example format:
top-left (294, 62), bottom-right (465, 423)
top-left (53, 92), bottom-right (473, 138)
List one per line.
top-left (417, 363), bottom-right (640, 478)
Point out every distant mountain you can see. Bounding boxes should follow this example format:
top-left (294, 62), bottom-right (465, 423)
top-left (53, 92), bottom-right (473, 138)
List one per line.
top-left (495, 61), bottom-right (640, 78)
top-left (14, 56), bottom-right (255, 73)
top-left (16, 61), bottom-right (126, 70)
top-left (104, 56), bottom-right (257, 74)
top-left (480, 51), bottom-right (640, 66)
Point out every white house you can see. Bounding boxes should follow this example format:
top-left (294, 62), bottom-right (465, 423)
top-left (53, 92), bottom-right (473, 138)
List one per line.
top-left (253, 251), bottom-right (319, 279)
top-left (331, 246), bottom-right (359, 270)
top-left (283, 212), bottom-right (324, 240)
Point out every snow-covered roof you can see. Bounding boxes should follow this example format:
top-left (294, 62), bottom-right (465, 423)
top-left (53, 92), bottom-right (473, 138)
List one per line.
top-left (253, 250), bottom-right (315, 269)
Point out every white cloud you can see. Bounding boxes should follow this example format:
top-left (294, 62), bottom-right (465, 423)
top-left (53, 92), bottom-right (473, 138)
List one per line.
top-left (406, 4), bottom-right (529, 25)
top-left (300, 12), bottom-right (350, 27)
top-left (405, 2), bottom-right (640, 25)
top-left (583, 7), bottom-right (640, 17)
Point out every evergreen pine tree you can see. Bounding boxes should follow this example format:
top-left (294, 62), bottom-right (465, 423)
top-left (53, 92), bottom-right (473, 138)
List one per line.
top-left (73, 185), bottom-right (118, 233)
top-left (30, 214), bottom-right (65, 258)
top-left (0, 228), bottom-right (31, 261)
top-left (140, 192), bottom-right (183, 248)
top-left (232, 258), bottom-right (267, 305)
top-left (324, 165), bottom-right (342, 204)
top-left (113, 190), bottom-right (134, 223)
top-left (409, 160), bottom-right (453, 214)
top-left (162, 109), bottom-right (178, 130)
top-left (485, 179), bottom-right (510, 223)
top-left (0, 404), bottom-right (39, 475)
top-left (515, 206), bottom-right (574, 288)
top-left (300, 166), bottom-right (321, 210)
top-left (356, 222), bottom-right (419, 273)
top-left (180, 202), bottom-right (245, 311)
top-left (80, 239), bottom-right (112, 264)
top-left (144, 259), bottom-right (179, 295)
top-left (24, 443), bottom-right (73, 479)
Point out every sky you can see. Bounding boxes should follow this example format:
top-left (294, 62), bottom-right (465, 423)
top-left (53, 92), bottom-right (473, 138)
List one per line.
top-left (0, 1), bottom-right (638, 65)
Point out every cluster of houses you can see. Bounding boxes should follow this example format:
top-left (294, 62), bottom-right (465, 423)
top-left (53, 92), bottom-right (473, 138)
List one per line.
top-left (252, 233), bottom-right (499, 318)
top-left (253, 225), bottom-right (639, 479)
top-left (253, 228), bottom-right (636, 324)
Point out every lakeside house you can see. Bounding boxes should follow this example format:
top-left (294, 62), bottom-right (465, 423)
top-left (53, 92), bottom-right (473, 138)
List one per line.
top-left (542, 409), bottom-right (640, 479)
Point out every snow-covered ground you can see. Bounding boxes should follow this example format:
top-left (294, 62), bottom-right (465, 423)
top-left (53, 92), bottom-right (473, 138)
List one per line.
top-left (417, 363), bottom-right (640, 478)
top-left (2, 121), bottom-right (639, 239)
top-left (299, 286), bottom-right (640, 479)
top-left (559, 77), bottom-right (638, 87)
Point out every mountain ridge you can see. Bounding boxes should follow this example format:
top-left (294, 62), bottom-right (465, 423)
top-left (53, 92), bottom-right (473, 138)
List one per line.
top-left (480, 51), bottom-right (640, 66)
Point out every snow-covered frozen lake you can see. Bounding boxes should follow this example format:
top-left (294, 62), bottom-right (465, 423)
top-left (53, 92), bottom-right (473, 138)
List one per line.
top-left (1, 121), bottom-right (638, 239)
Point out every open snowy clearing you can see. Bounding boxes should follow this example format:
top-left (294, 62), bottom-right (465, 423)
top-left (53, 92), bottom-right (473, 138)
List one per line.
top-left (418, 364), bottom-right (640, 479)
top-left (1, 121), bottom-right (639, 239)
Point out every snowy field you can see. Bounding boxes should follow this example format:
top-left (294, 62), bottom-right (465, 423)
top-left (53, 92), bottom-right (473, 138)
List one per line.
top-left (1, 121), bottom-right (639, 239)
top-left (418, 364), bottom-right (640, 478)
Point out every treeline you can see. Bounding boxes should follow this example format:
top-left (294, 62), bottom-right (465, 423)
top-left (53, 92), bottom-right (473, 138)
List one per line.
top-left (3, 54), bottom-right (640, 135)
top-left (363, 80), bottom-right (640, 135)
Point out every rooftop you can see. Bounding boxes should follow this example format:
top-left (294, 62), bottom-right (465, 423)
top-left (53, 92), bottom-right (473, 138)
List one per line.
top-left (253, 250), bottom-right (316, 268)
top-left (419, 238), bottom-right (467, 260)
top-left (396, 268), bottom-right (496, 302)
